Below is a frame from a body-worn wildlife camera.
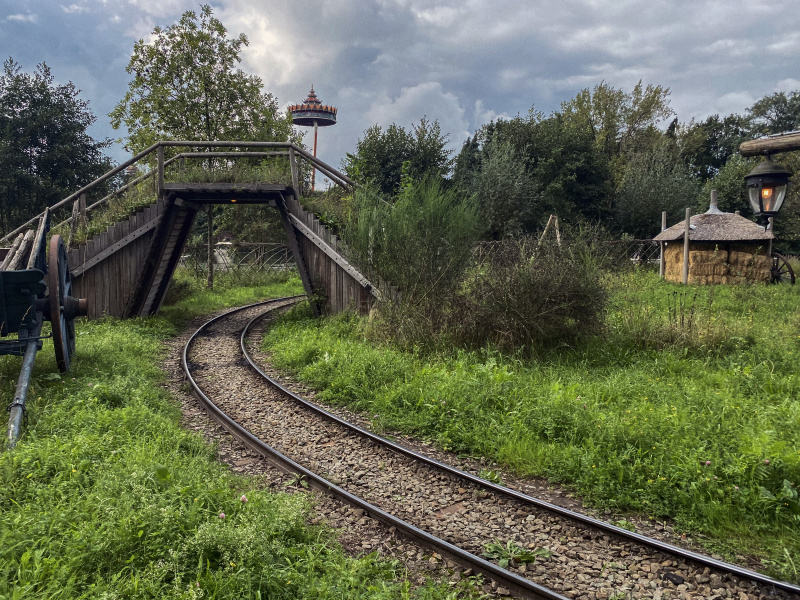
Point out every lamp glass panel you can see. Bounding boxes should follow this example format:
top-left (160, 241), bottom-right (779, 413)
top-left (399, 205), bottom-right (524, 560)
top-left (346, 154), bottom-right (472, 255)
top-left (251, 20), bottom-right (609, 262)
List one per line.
top-left (748, 187), bottom-right (762, 214)
top-left (772, 184), bottom-right (787, 213)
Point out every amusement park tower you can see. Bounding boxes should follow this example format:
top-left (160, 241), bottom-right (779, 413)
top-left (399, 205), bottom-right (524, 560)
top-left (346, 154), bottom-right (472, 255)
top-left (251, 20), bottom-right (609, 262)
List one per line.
top-left (288, 86), bottom-right (337, 191)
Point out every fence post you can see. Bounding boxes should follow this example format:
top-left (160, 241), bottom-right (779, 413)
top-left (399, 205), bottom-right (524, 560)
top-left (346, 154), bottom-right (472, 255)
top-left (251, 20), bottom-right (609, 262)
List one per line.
top-left (68, 193), bottom-right (88, 248)
top-left (289, 146), bottom-right (300, 198)
top-left (157, 144), bottom-right (164, 198)
top-left (768, 217), bottom-right (774, 256)
top-left (682, 207), bottom-right (691, 285)
top-left (207, 206), bottom-right (214, 289)
top-left (659, 211), bottom-right (666, 279)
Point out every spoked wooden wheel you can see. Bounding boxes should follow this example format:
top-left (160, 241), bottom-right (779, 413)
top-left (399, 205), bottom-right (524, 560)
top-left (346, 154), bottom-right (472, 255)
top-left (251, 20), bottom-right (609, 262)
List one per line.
top-left (771, 252), bottom-right (796, 285)
top-left (48, 235), bottom-right (88, 372)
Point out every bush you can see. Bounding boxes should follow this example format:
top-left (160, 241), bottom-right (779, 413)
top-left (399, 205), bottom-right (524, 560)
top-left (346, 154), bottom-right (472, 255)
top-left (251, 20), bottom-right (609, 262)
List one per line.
top-left (345, 177), bottom-right (480, 304)
top-left (447, 232), bottom-right (607, 353)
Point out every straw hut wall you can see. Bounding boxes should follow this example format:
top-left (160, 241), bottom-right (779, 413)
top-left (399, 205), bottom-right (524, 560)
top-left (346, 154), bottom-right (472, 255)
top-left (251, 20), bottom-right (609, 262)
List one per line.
top-left (655, 203), bottom-right (772, 285)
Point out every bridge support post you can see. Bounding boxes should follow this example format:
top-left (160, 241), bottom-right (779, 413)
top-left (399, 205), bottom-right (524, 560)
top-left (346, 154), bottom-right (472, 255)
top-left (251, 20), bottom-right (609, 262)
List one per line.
top-left (275, 194), bottom-right (320, 316)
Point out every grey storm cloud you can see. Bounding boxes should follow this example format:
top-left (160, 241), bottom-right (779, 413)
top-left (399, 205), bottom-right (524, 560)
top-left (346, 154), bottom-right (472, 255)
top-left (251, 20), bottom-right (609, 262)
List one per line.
top-left (1, 0), bottom-right (799, 168)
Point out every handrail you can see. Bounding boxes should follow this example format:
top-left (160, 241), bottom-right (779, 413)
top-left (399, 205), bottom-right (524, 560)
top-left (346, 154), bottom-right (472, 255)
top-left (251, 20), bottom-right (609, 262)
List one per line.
top-left (1, 142), bottom-right (161, 243)
top-left (1, 141), bottom-right (354, 244)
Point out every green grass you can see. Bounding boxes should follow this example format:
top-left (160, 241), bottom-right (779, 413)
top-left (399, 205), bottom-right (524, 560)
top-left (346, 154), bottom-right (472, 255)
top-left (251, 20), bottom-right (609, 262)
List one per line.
top-left (159, 269), bottom-right (305, 328)
top-left (0, 280), bottom-right (476, 599)
top-left (262, 270), bottom-right (800, 582)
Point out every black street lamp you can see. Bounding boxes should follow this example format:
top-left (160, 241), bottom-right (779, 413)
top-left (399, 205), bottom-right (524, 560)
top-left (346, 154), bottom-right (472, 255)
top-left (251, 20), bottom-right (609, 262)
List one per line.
top-left (744, 156), bottom-right (792, 223)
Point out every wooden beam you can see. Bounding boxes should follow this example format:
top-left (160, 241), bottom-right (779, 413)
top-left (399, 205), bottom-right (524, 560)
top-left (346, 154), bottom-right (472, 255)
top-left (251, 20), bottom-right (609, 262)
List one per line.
top-left (174, 198), bottom-right (205, 211)
top-left (71, 218), bottom-right (159, 277)
top-left (740, 131), bottom-right (800, 156)
top-left (287, 213), bottom-right (380, 299)
top-left (683, 207), bottom-right (691, 285)
top-left (275, 195), bottom-right (320, 316)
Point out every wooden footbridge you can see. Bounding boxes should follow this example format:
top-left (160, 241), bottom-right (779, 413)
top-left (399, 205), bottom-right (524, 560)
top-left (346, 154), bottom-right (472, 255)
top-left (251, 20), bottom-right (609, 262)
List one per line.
top-left (1, 142), bottom-right (378, 320)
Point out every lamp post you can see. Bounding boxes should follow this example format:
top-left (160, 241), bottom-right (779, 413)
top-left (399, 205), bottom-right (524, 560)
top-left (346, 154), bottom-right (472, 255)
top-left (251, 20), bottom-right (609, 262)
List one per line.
top-left (744, 155), bottom-right (791, 227)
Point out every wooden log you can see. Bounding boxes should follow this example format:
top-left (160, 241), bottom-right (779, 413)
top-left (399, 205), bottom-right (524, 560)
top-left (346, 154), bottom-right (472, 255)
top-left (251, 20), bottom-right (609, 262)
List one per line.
top-left (1, 233), bottom-right (25, 270)
top-left (740, 131), bottom-right (800, 156)
top-left (26, 210), bottom-right (50, 270)
top-left (8, 230), bottom-right (35, 271)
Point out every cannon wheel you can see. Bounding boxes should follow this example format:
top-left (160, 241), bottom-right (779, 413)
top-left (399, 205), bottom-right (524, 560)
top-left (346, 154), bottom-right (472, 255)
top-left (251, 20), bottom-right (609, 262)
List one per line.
top-left (771, 252), bottom-right (796, 285)
top-left (49, 234), bottom-right (76, 372)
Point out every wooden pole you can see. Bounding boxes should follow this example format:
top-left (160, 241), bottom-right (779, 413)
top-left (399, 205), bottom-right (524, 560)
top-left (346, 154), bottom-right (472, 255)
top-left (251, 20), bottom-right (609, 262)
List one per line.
top-left (682, 207), bottom-right (691, 285)
top-left (311, 120), bottom-right (318, 192)
top-left (659, 211), bottom-right (666, 279)
top-left (1, 233), bottom-right (25, 270)
top-left (289, 147), bottom-right (300, 196)
top-left (8, 230), bottom-right (35, 271)
top-left (768, 217), bottom-right (774, 256)
top-left (207, 207), bottom-right (214, 289)
top-left (157, 144), bottom-right (165, 197)
top-left (275, 196), bottom-right (320, 316)
top-left (740, 132), bottom-right (800, 156)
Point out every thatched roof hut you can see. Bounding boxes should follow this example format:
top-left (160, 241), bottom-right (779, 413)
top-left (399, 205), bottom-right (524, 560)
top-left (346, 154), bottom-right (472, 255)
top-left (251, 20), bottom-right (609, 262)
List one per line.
top-left (654, 199), bottom-right (773, 284)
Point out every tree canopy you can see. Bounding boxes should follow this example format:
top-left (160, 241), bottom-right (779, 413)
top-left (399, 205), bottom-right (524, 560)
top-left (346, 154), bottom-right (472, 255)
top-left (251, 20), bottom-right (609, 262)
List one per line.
top-left (110, 5), bottom-right (291, 153)
top-left (343, 118), bottom-right (453, 197)
top-left (0, 58), bottom-right (111, 234)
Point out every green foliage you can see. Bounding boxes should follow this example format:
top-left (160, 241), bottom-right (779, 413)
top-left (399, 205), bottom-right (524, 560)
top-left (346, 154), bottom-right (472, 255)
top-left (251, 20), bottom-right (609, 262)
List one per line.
top-left (468, 135), bottom-right (536, 238)
top-left (0, 58), bottom-right (112, 234)
top-left (448, 233), bottom-right (608, 354)
top-left (264, 272), bottom-right (800, 580)
top-left (615, 138), bottom-right (701, 237)
top-left (343, 118), bottom-right (453, 197)
top-left (160, 269), bottom-right (304, 328)
top-left (560, 80), bottom-right (673, 190)
top-left (110, 5), bottom-right (292, 154)
top-left (455, 111), bottom-right (610, 238)
top-left (345, 178), bottom-right (480, 304)
top-left (697, 153), bottom-right (757, 215)
top-left (677, 114), bottom-right (750, 181)
top-left (747, 90), bottom-right (800, 136)
top-left (482, 541), bottom-right (552, 569)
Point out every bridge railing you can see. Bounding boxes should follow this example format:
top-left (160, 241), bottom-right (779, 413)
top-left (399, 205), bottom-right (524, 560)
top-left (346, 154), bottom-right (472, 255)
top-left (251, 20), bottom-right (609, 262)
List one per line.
top-left (1, 141), bottom-right (353, 245)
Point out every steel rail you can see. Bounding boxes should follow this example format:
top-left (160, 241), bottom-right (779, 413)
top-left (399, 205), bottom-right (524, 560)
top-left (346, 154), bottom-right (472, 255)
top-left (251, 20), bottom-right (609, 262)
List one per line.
top-left (182, 298), bottom-right (568, 600)
top-left (239, 310), bottom-right (800, 596)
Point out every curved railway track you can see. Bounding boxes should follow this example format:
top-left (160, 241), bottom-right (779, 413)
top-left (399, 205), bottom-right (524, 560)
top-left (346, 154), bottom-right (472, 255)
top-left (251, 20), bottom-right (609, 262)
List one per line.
top-left (182, 298), bottom-right (800, 600)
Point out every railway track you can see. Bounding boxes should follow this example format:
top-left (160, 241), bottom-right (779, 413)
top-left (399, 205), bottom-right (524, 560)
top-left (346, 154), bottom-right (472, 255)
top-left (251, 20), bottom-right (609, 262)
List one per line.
top-left (182, 298), bottom-right (800, 600)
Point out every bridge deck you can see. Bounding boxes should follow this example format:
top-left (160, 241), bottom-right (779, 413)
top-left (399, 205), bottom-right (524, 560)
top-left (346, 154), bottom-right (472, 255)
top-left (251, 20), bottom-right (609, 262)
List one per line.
top-left (163, 183), bottom-right (291, 204)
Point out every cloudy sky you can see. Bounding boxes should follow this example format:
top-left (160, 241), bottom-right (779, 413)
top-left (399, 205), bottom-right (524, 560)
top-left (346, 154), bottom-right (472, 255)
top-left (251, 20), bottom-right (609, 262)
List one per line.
top-left (2, 0), bottom-right (800, 171)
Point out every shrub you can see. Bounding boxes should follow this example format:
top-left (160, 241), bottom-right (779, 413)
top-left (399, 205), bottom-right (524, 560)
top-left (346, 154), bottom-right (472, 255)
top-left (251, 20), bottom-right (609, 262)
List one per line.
top-left (447, 232), bottom-right (608, 353)
top-left (345, 177), bottom-right (480, 304)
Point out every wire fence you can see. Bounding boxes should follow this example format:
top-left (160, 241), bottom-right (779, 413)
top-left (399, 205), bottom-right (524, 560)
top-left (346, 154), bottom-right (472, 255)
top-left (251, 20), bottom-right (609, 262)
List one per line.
top-left (179, 242), bottom-right (295, 281)
top-left (473, 238), bottom-right (662, 269)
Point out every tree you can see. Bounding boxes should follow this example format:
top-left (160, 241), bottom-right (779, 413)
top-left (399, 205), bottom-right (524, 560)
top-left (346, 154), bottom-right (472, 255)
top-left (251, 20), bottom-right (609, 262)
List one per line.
top-left (678, 114), bottom-right (750, 181)
top-left (110, 5), bottom-right (291, 153)
top-left (747, 91), bottom-right (800, 136)
top-left (470, 133), bottom-right (537, 239)
top-left (560, 81), bottom-right (673, 190)
top-left (454, 109), bottom-right (611, 238)
top-left (343, 118), bottom-right (453, 197)
top-left (0, 58), bottom-right (111, 233)
top-left (615, 138), bottom-right (701, 237)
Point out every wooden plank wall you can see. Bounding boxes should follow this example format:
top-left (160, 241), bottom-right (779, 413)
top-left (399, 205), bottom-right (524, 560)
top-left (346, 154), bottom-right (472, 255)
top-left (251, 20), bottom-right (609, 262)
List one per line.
top-left (285, 195), bottom-right (372, 315)
top-left (66, 193), bottom-right (372, 319)
top-left (68, 199), bottom-right (166, 319)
